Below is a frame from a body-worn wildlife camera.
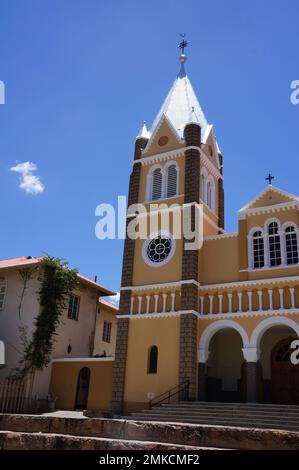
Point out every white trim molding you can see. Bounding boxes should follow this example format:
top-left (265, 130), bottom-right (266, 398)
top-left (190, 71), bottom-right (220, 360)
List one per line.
top-left (249, 316), bottom-right (299, 349)
top-left (198, 275), bottom-right (299, 292)
top-left (204, 233), bottom-right (238, 241)
top-left (198, 319), bottom-right (250, 363)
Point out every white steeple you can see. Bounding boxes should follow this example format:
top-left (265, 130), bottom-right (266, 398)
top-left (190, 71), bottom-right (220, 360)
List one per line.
top-left (149, 49), bottom-right (209, 139)
top-left (136, 121), bottom-right (151, 139)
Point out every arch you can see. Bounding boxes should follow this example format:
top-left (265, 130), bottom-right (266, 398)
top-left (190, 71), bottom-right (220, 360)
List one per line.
top-left (250, 317), bottom-right (299, 350)
top-left (198, 320), bottom-right (250, 362)
top-left (148, 345), bottom-right (158, 374)
top-left (264, 217), bottom-right (281, 232)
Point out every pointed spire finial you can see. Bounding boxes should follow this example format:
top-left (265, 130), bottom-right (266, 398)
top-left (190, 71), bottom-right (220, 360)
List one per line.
top-left (178, 34), bottom-right (189, 78)
top-left (137, 121), bottom-right (151, 139)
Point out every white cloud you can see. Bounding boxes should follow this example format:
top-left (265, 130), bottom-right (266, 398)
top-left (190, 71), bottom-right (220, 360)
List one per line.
top-left (107, 292), bottom-right (120, 306)
top-left (10, 161), bottom-right (45, 195)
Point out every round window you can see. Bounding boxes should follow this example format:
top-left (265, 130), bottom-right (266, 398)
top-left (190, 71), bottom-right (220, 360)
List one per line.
top-left (146, 235), bottom-right (172, 264)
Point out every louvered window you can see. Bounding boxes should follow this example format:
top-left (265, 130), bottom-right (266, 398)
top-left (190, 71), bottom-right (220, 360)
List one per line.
top-left (166, 164), bottom-right (177, 198)
top-left (152, 168), bottom-right (162, 200)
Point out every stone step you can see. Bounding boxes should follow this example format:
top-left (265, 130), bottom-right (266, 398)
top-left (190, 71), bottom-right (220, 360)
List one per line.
top-left (1, 413), bottom-right (299, 450)
top-left (140, 408), bottom-right (299, 421)
top-left (0, 430), bottom-right (217, 451)
top-left (128, 414), bottom-right (299, 432)
top-left (161, 402), bottom-right (299, 412)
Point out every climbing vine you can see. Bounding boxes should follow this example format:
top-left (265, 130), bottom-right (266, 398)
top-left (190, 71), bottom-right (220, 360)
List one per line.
top-left (20, 256), bottom-right (78, 375)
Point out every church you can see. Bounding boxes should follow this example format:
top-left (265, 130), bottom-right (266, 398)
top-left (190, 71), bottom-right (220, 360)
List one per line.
top-left (111, 43), bottom-right (299, 414)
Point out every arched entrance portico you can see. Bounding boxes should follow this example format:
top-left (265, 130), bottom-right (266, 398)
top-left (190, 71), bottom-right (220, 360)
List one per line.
top-left (253, 317), bottom-right (299, 405)
top-left (198, 320), bottom-right (258, 402)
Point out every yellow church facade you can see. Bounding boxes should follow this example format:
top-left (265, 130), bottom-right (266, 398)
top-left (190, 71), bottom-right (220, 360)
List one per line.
top-left (112, 51), bottom-right (299, 414)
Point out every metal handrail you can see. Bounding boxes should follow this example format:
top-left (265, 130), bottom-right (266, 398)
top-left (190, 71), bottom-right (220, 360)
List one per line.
top-left (149, 380), bottom-right (190, 409)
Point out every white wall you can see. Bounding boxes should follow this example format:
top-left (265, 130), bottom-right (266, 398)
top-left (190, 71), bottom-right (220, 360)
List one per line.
top-left (0, 267), bottom-right (99, 398)
top-left (93, 305), bottom-right (117, 357)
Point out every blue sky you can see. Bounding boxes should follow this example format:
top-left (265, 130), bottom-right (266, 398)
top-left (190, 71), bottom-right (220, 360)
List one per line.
top-left (0, 0), bottom-right (298, 293)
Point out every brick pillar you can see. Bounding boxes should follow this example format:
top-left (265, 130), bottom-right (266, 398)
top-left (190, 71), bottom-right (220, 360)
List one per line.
top-left (178, 123), bottom-right (201, 400)
top-left (218, 153), bottom-right (224, 232)
top-left (111, 137), bottom-right (148, 414)
top-left (111, 317), bottom-right (129, 413)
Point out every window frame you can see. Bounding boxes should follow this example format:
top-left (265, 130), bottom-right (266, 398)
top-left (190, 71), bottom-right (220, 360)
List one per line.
top-left (68, 294), bottom-right (80, 321)
top-left (0, 282), bottom-right (7, 311)
top-left (102, 320), bottom-right (112, 343)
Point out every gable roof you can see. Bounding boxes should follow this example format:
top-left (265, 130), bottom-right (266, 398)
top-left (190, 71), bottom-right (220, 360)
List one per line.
top-left (0, 256), bottom-right (115, 296)
top-left (239, 185), bottom-right (299, 213)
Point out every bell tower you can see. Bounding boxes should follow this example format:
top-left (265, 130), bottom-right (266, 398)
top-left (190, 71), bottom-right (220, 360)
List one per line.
top-left (112, 40), bottom-right (224, 414)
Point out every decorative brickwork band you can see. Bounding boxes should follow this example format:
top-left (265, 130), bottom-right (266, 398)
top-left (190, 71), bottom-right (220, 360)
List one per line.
top-left (184, 122), bottom-right (201, 147)
top-left (181, 282), bottom-right (199, 312)
top-left (179, 313), bottom-right (198, 400)
top-left (111, 317), bottom-right (129, 413)
top-left (134, 137), bottom-right (149, 161)
top-left (218, 177), bottom-right (225, 231)
top-left (119, 289), bottom-right (132, 315)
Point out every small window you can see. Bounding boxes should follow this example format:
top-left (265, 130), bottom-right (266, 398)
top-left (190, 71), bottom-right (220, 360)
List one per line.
top-left (68, 295), bottom-right (80, 321)
top-left (102, 321), bottom-right (112, 343)
top-left (285, 226), bottom-right (299, 265)
top-left (252, 230), bottom-right (264, 268)
top-left (0, 284), bottom-right (7, 310)
top-left (148, 345), bottom-right (158, 374)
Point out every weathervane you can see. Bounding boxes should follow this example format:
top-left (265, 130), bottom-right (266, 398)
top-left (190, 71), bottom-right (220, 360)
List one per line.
top-left (178, 34), bottom-right (189, 55)
top-left (266, 173), bottom-right (274, 185)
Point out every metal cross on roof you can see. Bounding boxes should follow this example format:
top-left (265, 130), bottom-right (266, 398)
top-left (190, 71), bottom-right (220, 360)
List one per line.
top-left (266, 173), bottom-right (275, 185)
top-left (178, 34), bottom-right (189, 54)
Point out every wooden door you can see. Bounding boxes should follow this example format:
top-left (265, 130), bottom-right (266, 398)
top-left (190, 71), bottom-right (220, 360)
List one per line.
top-left (271, 337), bottom-right (299, 405)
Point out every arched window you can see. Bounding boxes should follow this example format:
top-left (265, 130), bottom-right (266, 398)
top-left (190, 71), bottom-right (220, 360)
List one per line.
top-left (285, 225), bottom-right (299, 265)
top-left (268, 221), bottom-right (281, 267)
top-left (166, 164), bottom-right (178, 198)
top-left (252, 230), bottom-right (264, 268)
top-left (148, 345), bottom-right (158, 374)
top-left (206, 175), bottom-right (215, 211)
top-left (152, 168), bottom-right (162, 200)
top-left (200, 168), bottom-right (208, 203)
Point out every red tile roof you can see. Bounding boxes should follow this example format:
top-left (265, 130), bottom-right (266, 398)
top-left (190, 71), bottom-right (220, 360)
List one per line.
top-left (0, 256), bottom-right (115, 296)
top-left (99, 297), bottom-right (119, 312)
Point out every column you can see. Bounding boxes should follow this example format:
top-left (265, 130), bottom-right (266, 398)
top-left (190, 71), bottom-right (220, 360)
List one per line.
top-left (242, 347), bottom-right (261, 403)
top-left (228, 293), bottom-right (233, 313)
top-left (268, 289), bottom-right (273, 311)
top-left (130, 296), bottom-right (134, 315)
top-left (200, 296), bottom-right (204, 315)
top-left (154, 294), bottom-right (159, 313)
top-left (137, 296), bottom-right (142, 315)
top-left (171, 292), bottom-right (176, 312)
top-left (218, 294), bottom-right (223, 314)
top-left (248, 291), bottom-right (253, 312)
top-left (146, 295), bottom-right (150, 314)
top-left (238, 292), bottom-right (242, 313)
top-left (290, 287), bottom-right (295, 309)
top-left (257, 290), bottom-right (263, 311)
top-left (209, 295), bottom-right (214, 315)
top-left (198, 350), bottom-right (210, 401)
top-left (279, 288), bottom-right (284, 310)
top-left (162, 293), bottom-right (167, 313)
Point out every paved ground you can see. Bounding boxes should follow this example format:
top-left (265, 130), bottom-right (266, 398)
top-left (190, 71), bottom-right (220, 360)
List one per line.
top-left (40, 410), bottom-right (87, 419)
